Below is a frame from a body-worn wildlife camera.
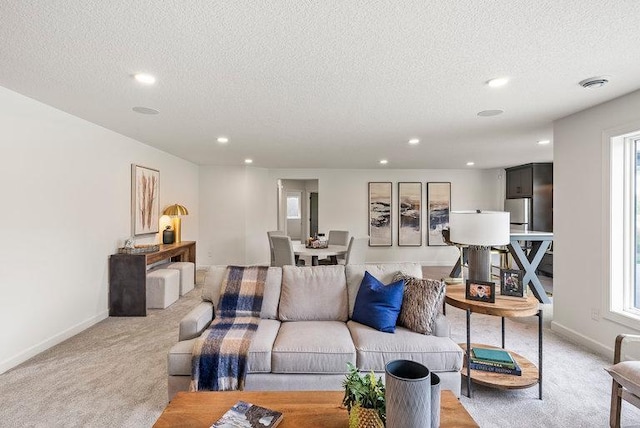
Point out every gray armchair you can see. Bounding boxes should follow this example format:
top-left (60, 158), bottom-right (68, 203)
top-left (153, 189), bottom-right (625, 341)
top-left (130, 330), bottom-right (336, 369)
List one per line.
top-left (606, 334), bottom-right (640, 427)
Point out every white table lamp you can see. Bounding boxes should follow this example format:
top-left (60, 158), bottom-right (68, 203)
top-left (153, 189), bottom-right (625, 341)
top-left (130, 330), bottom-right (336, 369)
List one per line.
top-left (449, 210), bottom-right (510, 282)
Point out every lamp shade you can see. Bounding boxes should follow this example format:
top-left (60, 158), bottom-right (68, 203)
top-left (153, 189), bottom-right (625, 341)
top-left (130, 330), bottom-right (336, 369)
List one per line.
top-left (162, 204), bottom-right (189, 216)
top-left (449, 210), bottom-right (510, 246)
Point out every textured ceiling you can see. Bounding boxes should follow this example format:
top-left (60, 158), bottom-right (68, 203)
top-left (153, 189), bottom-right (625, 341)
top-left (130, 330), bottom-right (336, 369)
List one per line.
top-left (2, 0), bottom-right (640, 169)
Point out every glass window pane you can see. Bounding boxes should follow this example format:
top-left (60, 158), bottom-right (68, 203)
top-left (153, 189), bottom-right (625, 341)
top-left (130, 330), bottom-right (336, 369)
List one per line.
top-left (635, 140), bottom-right (640, 309)
top-left (287, 196), bottom-right (300, 219)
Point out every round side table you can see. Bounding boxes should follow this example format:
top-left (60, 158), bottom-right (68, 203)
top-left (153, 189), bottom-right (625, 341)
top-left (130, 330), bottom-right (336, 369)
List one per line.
top-left (445, 284), bottom-right (543, 399)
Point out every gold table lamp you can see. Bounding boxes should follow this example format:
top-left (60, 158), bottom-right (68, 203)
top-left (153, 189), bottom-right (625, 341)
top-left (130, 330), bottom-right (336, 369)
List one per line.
top-left (162, 204), bottom-right (189, 243)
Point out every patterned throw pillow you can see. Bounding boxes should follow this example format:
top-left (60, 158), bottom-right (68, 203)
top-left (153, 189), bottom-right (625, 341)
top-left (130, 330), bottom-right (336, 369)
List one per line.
top-left (393, 273), bottom-right (446, 335)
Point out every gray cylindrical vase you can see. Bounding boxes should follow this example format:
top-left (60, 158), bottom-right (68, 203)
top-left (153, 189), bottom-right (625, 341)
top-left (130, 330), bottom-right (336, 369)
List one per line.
top-left (431, 373), bottom-right (441, 428)
top-left (385, 359), bottom-right (431, 428)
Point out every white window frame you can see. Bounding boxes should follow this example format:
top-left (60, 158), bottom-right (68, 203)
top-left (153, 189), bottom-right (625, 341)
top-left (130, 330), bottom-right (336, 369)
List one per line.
top-left (604, 124), bottom-right (640, 328)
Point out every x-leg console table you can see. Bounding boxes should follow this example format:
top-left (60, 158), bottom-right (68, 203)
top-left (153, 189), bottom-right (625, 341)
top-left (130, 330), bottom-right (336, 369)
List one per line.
top-left (508, 230), bottom-right (553, 304)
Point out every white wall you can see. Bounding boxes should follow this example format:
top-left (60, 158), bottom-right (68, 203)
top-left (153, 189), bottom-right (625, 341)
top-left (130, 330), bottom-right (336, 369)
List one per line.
top-left (268, 168), bottom-right (505, 264)
top-left (553, 89), bottom-right (640, 357)
top-left (200, 167), bottom-right (504, 267)
top-left (198, 166), bottom-right (272, 266)
top-left (199, 166), bottom-right (504, 267)
top-left (0, 86), bottom-right (199, 373)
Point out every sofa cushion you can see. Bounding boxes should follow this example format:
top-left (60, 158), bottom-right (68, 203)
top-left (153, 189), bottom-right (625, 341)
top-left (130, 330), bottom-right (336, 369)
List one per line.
top-left (393, 273), bottom-right (446, 335)
top-left (347, 320), bottom-right (463, 372)
top-left (279, 265), bottom-right (348, 321)
top-left (168, 319), bottom-right (281, 376)
top-left (202, 266), bottom-right (281, 320)
top-left (272, 321), bottom-right (356, 373)
top-left (345, 263), bottom-right (423, 318)
top-left (352, 271), bottom-right (404, 333)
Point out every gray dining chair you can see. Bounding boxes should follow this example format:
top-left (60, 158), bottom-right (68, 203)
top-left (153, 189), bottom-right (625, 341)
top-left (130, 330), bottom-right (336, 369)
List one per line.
top-left (271, 235), bottom-right (305, 267)
top-left (345, 237), bottom-right (368, 265)
top-left (267, 230), bottom-right (285, 266)
top-left (319, 230), bottom-right (350, 264)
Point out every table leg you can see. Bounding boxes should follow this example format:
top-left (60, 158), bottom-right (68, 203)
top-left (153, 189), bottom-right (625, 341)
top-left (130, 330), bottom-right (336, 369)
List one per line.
top-left (538, 308), bottom-right (543, 400)
top-left (311, 256), bottom-right (319, 266)
top-left (449, 247), bottom-right (467, 278)
top-left (508, 239), bottom-right (552, 304)
top-left (466, 308), bottom-right (472, 398)
top-left (501, 317), bottom-right (505, 349)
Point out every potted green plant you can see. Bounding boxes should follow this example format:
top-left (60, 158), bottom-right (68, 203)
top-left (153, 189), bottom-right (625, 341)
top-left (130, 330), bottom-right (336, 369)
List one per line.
top-left (342, 362), bottom-right (385, 428)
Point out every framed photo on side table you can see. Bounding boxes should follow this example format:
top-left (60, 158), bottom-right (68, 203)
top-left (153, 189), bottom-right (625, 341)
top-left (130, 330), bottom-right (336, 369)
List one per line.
top-left (500, 269), bottom-right (526, 298)
top-left (465, 280), bottom-right (495, 303)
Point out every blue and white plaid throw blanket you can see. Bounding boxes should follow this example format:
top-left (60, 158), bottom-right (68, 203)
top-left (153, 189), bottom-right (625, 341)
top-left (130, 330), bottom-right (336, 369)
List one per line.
top-left (191, 265), bottom-right (267, 391)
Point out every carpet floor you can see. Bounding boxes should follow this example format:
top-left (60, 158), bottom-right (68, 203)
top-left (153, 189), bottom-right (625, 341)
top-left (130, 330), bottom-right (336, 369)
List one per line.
top-left (1, 267), bottom-right (639, 427)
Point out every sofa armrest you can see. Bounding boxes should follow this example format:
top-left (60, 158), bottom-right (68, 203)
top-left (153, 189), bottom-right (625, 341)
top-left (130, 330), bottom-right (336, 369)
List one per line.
top-left (432, 313), bottom-right (451, 338)
top-left (179, 301), bottom-right (214, 341)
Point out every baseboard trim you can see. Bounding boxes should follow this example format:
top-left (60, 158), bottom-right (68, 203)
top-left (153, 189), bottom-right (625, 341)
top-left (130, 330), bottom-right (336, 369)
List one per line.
top-left (0, 310), bottom-right (109, 375)
top-left (550, 320), bottom-right (613, 359)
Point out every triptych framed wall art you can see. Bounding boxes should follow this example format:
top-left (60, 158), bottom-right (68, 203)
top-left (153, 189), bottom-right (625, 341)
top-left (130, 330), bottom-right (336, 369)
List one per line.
top-left (367, 181), bottom-right (451, 247)
top-left (368, 182), bottom-right (392, 246)
top-left (426, 182), bottom-right (451, 246)
top-left (398, 182), bottom-right (422, 246)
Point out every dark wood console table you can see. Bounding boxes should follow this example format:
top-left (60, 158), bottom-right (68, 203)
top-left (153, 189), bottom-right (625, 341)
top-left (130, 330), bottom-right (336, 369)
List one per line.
top-left (109, 241), bottom-right (196, 316)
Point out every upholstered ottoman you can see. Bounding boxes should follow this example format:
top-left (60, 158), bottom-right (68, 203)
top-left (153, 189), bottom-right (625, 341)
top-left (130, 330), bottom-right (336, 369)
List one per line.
top-left (147, 269), bottom-right (180, 309)
top-left (165, 262), bottom-right (195, 295)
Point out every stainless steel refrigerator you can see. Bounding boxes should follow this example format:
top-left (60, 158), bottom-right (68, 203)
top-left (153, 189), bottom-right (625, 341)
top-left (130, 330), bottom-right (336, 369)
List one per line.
top-left (504, 198), bottom-right (530, 231)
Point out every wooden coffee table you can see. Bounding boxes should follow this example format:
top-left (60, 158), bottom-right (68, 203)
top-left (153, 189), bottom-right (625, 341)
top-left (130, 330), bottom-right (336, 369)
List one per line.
top-left (153, 390), bottom-right (478, 427)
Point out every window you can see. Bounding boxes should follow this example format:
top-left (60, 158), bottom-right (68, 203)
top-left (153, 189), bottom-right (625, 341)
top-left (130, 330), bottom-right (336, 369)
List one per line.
top-left (607, 129), bottom-right (640, 326)
top-left (287, 195), bottom-right (301, 219)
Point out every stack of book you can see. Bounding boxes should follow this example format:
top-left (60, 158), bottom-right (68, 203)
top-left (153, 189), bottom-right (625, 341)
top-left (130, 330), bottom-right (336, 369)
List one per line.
top-left (468, 347), bottom-right (522, 376)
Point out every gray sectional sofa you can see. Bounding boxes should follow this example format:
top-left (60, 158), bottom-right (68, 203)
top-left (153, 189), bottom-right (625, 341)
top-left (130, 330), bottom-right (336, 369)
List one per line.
top-left (167, 263), bottom-right (463, 400)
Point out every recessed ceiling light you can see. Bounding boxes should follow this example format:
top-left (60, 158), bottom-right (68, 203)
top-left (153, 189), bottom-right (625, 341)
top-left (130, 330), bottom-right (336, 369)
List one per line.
top-left (408, 138), bottom-right (420, 145)
top-left (537, 139), bottom-right (551, 145)
top-left (379, 159), bottom-right (388, 165)
top-left (477, 110), bottom-right (504, 117)
top-left (134, 73), bottom-right (156, 85)
top-left (466, 161), bottom-right (475, 166)
top-left (132, 106), bottom-right (159, 115)
top-left (217, 137), bottom-right (229, 144)
top-left (579, 76), bottom-right (609, 89)
top-left (244, 159), bottom-right (253, 164)
top-left (487, 77), bottom-right (509, 88)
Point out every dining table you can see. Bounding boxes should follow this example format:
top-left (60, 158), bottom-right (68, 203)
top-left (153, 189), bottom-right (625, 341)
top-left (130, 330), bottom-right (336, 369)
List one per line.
top-left (291, 242), bottom-right (348, 266)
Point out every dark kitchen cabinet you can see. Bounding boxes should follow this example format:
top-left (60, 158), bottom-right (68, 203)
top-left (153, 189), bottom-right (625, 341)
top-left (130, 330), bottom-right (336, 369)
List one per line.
top-left (506, 166), bottom-right (533, 198)
top-left (505, 162), bottom-right (553, 232)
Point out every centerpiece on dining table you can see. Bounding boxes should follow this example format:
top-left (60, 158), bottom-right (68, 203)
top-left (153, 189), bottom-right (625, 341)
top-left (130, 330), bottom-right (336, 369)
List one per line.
top-left (306, 233), bottom-right (329, 249)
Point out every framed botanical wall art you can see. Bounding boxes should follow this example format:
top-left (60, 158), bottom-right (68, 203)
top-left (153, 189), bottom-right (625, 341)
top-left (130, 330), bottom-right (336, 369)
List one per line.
top-left (132, 164), bottom-right (159, 236)
top-left (368, 182), bottom-right (392, 246)
top-left (398, 182), bottom-right (422, 246)
top-left (427, 182), bottom-right (451, 246)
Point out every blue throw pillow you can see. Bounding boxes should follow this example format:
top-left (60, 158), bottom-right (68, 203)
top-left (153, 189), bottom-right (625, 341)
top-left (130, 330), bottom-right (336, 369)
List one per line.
top-left (352, 271), bottom-right (405, 333)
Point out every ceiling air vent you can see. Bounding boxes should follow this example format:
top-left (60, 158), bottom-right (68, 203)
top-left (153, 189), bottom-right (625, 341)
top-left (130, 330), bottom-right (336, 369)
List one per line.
top-left (579, 77), bottom-right (609, 89)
